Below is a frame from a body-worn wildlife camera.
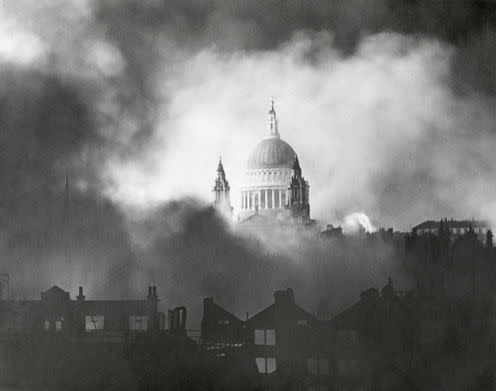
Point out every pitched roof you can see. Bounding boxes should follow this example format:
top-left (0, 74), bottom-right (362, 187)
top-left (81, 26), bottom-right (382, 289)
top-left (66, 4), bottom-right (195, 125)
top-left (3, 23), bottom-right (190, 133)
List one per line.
top-left (413, 219), bottom-right (489, 231)
top-left (41, 285), bottom-right (70, 301)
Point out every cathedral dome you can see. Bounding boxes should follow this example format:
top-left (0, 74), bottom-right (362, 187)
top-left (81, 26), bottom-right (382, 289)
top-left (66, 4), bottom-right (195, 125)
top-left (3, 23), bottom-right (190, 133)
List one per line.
top-left (247, 137), bottom-right (296, 169)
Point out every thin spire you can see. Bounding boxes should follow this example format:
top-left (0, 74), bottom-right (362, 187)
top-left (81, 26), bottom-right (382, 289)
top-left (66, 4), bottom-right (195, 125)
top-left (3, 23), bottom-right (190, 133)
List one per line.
top-left (267, 97), bottom-right (279, 138)
top-left (292, 154), bottom-right (301, 175)
top-left (63, 170), bottom-right (71, 223)
top-left (217, 156), bottom-right (225, 175)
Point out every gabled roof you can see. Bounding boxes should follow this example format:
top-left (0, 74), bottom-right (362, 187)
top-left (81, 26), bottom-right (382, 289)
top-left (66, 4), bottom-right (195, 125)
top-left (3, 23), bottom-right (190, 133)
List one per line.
top-left (206, 299), bottom-right (243, 323)
top-left (41, 285), bottom-right (70, 301)
top-left (249, 302), bottom-right (314, 323)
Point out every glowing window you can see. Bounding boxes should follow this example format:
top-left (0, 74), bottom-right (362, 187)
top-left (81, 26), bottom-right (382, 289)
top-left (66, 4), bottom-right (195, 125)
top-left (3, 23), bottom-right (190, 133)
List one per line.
top-left (85, 315), bottom-right (104, 332)
top-left (55, 316), bottom-right (64, 331)
top-left (129, 315), bottom-right (148, 331)
top-left (254, 329), bottom-right (276, 345)
top-left (256, 357), bottom-right (277, 374)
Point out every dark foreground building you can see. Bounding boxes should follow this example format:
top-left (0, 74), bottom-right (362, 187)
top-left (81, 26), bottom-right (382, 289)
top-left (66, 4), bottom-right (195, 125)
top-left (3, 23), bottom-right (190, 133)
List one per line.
top-left (201, 275), bottom-right (496, 391)
top-left (202, 288), bottom-right (333, 391)
top-left (0, 285), bottom-right (195, 390)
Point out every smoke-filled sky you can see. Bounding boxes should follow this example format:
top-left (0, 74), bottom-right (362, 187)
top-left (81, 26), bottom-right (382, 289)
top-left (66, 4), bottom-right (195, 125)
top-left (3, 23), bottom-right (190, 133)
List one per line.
top-left (4, 0), bottom-right (496, 227)
top-left (2, 0), bottom-right (496, 321)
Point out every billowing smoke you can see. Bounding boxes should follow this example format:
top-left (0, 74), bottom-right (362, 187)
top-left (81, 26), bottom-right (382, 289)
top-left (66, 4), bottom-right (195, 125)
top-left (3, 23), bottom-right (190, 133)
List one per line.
top-left (343, 212), bottom-right (376, 233)
top-left (1, 0), bottom-right (496, 324)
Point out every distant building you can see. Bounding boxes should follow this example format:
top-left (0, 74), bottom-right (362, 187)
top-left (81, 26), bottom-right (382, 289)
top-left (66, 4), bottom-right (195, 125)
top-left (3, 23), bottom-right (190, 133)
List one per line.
top-left (212, 158), bottom-right (233, 219)
top-left (413, 219), bottom-right (490, 240)
top-left (320, 224), bottom-right (343, 240)
top-left (217, 101), bottom-right (312, 227)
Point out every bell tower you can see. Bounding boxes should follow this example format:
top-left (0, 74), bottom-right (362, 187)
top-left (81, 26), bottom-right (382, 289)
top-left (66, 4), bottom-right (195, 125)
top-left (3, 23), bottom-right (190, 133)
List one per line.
top-left (288, 155), bottom-right (310, 220)
top-left (213, 158), bottom-right (233, 218)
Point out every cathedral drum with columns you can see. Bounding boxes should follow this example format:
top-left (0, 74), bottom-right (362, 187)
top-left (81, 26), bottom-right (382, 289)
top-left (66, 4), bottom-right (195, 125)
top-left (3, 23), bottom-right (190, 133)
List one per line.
top-left (212, 101), bottom-right (311, 225)
top-left (238, 102), bottom-right (311, 223)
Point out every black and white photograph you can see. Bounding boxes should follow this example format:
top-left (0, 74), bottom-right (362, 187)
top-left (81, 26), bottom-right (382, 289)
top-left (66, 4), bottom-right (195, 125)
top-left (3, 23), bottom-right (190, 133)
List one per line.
top-left (1, 1), bottom-right (496, 390)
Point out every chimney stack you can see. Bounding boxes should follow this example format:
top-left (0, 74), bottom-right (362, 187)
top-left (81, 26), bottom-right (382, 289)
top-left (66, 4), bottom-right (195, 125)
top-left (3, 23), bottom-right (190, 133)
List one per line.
top-left (274, 288), bottom-right (295, 306)
top-left (76, 286), bottom-right (85, 301)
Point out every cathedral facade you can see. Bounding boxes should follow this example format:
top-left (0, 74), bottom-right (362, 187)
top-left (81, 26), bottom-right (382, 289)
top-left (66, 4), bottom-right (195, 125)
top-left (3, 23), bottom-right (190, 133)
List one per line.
top-left (212, 102), bottom-right (311, 225)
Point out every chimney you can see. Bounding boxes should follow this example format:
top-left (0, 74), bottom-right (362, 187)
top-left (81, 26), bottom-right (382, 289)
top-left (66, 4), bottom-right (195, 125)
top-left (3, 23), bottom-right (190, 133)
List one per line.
top-left (76, 286), bottom-right (85, 301)
top-left (147, 286), bottom-right (152, 299)
top-left (152, 286), bottom-right (157, 298)
top-left (274, 288), bottom-right (295, 306)
top-left (203, 297), bottom-right (214, 310)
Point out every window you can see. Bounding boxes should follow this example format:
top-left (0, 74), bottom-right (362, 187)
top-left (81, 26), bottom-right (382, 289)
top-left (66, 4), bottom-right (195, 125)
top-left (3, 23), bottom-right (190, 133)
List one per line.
top-left (297, 319), bottom-right (308, 326)
top-left (43, 320), bottom-right (50, 331)
top-left (85, 315), bottom-right (104, 332)
top-left (256, 357), bottom-right (277, 374)
top-left (218, 319), bottom-right (230, 325)
top-left (307, 358), bottom-right (329, 375)
top-left (255, 329), bottom-right (276, 345)
top-left (129, 315), bottom-right (148, 331)
top-left (255, 329), bottom-right (265, 345)
top-left (55, 316), bottom-right (64, 331)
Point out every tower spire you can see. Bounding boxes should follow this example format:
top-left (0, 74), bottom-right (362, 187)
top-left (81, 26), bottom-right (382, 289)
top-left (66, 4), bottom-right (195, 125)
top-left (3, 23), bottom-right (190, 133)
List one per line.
top-left (213, 158), bottom-right (232, 218)
top-left (267, 97), bottom-right (279, 138)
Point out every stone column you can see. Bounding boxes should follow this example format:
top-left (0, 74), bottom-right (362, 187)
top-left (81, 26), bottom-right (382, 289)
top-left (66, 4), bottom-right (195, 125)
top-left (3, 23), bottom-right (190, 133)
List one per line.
top-left (264, 189), bottom-right (268, 209)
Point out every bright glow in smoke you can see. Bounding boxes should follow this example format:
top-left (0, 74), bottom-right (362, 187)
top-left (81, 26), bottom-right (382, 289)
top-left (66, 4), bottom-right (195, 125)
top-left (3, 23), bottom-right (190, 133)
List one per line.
top-left (343, 212), bottom-right (376, 233)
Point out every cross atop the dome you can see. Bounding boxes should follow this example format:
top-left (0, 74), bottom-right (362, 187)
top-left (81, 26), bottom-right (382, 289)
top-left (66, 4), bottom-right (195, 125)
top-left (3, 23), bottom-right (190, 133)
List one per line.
top-left (267, 97), bottom-right (279, 138)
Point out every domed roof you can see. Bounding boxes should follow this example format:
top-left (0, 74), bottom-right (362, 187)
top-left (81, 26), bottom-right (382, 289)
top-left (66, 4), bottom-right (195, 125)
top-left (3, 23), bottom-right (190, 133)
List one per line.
top-left (247, 137), bottom-right (296, 169)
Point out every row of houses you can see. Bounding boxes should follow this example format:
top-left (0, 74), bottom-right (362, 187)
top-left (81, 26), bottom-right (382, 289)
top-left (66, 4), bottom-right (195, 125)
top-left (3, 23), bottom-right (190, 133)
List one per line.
top-left (200, 280), bottom-right (496, 391)
top-left (0, 277), bottom-right (495, 390)
top-left (0, 285), bottom-right (194, 389)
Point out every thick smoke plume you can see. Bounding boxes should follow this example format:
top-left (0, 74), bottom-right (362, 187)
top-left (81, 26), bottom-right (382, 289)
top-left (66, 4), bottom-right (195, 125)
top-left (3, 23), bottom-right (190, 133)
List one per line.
top-left (1, 0), bottom-right (496, 323)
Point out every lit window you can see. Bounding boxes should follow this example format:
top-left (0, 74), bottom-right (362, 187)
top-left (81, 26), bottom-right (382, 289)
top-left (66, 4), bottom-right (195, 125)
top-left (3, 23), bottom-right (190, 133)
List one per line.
top-left (267, 357), bottom-right (276, 373)
top-left (129, 315), bottom-right (148, 331)
top-left (266, 329), bottom-right (276, 345)
top-left (254, 329), bottom-right (276, 345)
top-left (55, 316), bottom-right (64, 331)
top-left (43, 320), bottom-right (50, 331)
top-left (256, 357), bottom-right (277, 374)
top-left (217, 319), bottom-right (230, 325)
top-left (85, 315), bottom-right (104, 332)
top-left (255, 329), bottom-right (265, 345)
top-left (297, 319), bottom-right (308, 326)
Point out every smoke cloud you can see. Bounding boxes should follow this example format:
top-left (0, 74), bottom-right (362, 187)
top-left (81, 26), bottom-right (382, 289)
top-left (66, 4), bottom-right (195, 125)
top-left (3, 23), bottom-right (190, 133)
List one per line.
top-left (1, 0), bottom-right (496, 324)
